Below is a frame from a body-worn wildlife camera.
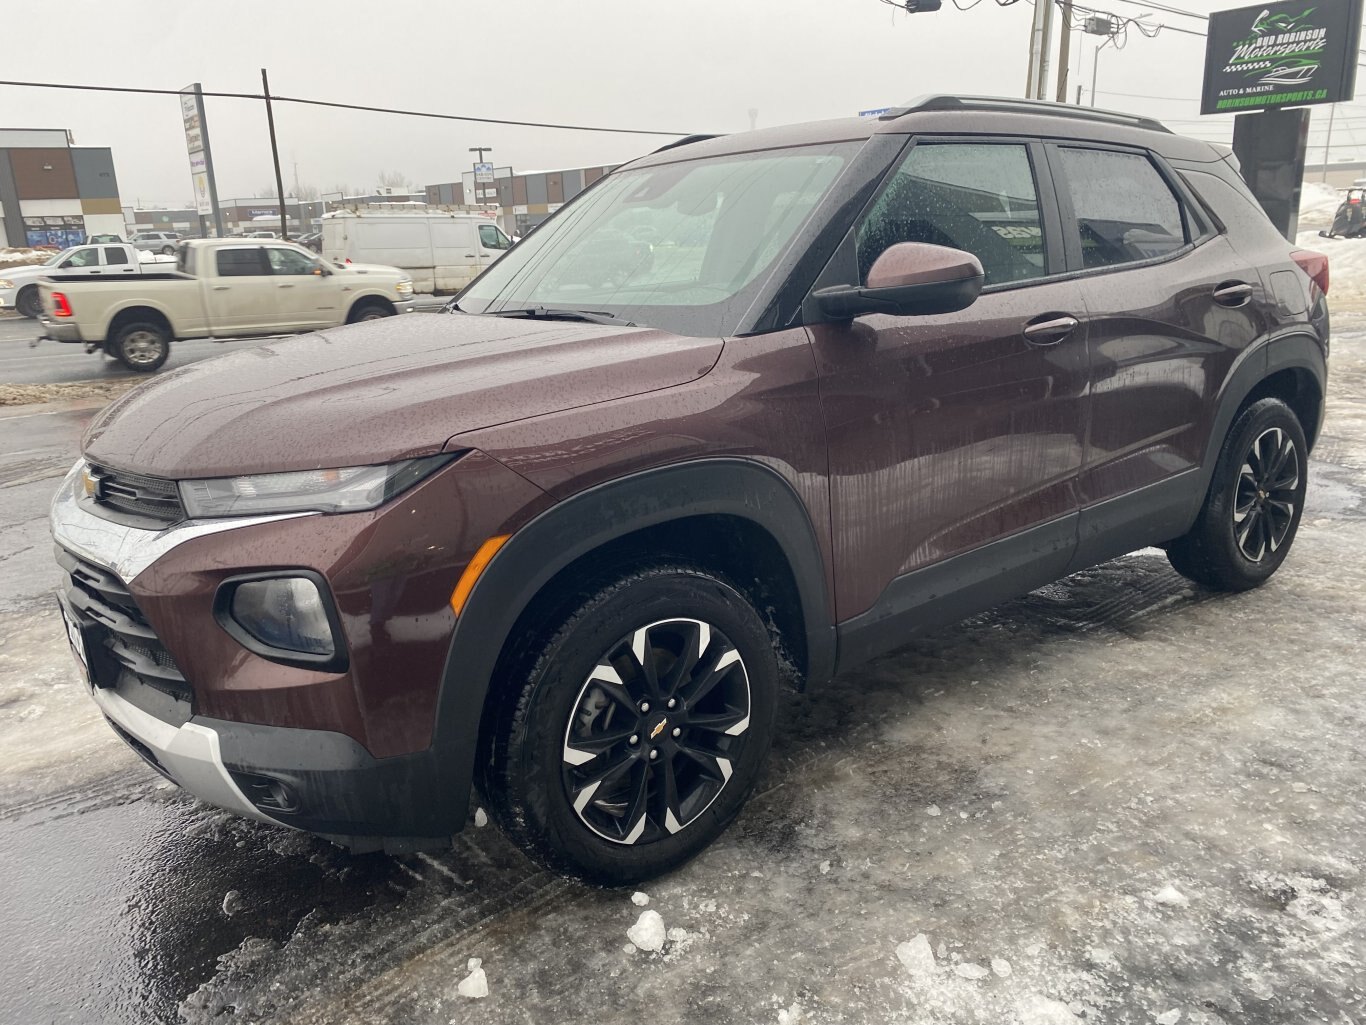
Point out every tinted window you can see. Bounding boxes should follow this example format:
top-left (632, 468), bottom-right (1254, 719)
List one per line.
top-left (1057, 148), bottom-right (1187, 268)
top-left (216, 248), bottom-right (267, 276)
top-left (104, 247), bottom-right (129, 266)
top-left (857, 142), bottom-right (1047, 287)
top-left (265, 247), bottom-right (317, 275)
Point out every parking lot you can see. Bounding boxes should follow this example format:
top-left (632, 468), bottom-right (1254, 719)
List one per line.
top-left (2, 315), bottom-right (1362, 1023)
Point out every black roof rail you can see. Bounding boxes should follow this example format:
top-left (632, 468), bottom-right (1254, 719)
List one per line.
top-left (651, 134), bottom-right (725, 154)
top-left (879, 95), bottom-right (1172, 134)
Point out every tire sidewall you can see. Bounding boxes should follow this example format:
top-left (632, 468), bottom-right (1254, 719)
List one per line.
top-left (114, 322), bottom-right (170, 372)
top-left (16, 286), bottom-right (42, 319)
top-left (505, 569), bottom-right (778, 882)
top-left (1202, 398), bottom-right (1308, 586)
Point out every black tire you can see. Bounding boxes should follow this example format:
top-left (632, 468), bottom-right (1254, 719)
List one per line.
top-left (479, 565), bottom-right (779, 884)
top-left (160, 244), bottom-right (176, 255)
top-left (1167, 397), bottom-right (1308, 592)
top-left (347, 300), bottom-right (393, 324)
top-left (110, 320), bottom-right (171, 373)
top-left (15, 286), bottom-right (42, 319)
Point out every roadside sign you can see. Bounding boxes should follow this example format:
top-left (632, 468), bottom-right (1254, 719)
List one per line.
top-left (1201, 0), bottom-right (1364, 114)
top-left (474, 162), bottom-right (495, 183)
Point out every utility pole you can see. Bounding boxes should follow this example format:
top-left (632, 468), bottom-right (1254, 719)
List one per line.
top-left (260, 69), bottom-right (289, 240)
top-left (1056, 0), bottom-right (1074, 103)
top-left (1322, 104), bottom-right (1336, 182)
top-left (1025, 0), bottom-right (1054, 99)
top-left (470, 146), bottom-right (492, 207)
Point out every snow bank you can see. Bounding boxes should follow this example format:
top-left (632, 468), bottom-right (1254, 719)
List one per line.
top-left (1298, 181), bottom-right (1341, 231)
top-left (1296, 228), bottom-right (1366, 306)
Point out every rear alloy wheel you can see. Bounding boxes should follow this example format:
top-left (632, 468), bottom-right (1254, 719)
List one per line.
top-left (16, 286), bottom-right (42, 319)
top-left (482, 566), bottom-right (778, 883)
top-left (161, 244), bottom-right (176, 255)
top-left (1167, 397), bottom-right (1308, 591)
top-left (111, 321), bottom-right (171, 373)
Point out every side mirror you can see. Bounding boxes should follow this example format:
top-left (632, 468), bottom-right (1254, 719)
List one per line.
top-left (813, 242), bottom-right (984, 320)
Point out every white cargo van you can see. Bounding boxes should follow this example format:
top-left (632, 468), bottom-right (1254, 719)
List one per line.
top-left (320, 209), bottom-right (514, 295)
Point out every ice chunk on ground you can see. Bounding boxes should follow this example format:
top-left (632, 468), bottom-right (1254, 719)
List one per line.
top-left (991, 957), bottom-right (1012, 977)
top-left (926, 804), bottom-right (942, 816)
top-left (1148, 884), bottom-right (1190, 907)
top-left (955, 962), bottom-right (990, 980)
top-left (818, 860), bottom-right (830, 875)
top-left (627, 909), bottom-right (666, 952)
top-left (667, 927), bottom-right (687, 942)
top-left (221, 890), bottom-right (243, 917)
top-left (631, 891), bottom-right (649, 907)
top-left (457, 958), bottom-right (488, 998)
top-left (895, 934), bottom-right (936, 976)
top-left (1016, 994), bottom-right (1083, 1024)
top-left (473, 807), bottom-right (488, 827)
top-left (1088, 946), bottom-right (1116, 965)
top-left (1155, 1010), bottom-right (1181, 1024)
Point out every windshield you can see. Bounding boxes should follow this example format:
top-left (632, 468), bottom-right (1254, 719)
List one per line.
top-left (459, 143), bottom-right (856, 336)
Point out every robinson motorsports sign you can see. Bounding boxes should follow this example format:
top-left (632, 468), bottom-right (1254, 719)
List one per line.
top-left (1201, 0), bottom-right (1364, 114)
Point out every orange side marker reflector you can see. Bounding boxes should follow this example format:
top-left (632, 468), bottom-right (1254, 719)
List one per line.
top-left (450, 535), bottom-right (510, 615)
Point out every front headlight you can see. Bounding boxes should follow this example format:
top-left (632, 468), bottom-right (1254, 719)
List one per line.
top-left (178, 454), bottom-right (454, 518)
top-left (396, 280), bottom-right (414, 297)
top-left (0, 279), bottom-right (14, 289)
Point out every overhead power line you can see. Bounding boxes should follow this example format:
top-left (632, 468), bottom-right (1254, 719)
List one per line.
top-left (0, 78), bottom-right (697, 137)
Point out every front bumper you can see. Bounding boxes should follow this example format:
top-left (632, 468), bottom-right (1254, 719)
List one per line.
top-left (38, 317), bottom-right (82, 343)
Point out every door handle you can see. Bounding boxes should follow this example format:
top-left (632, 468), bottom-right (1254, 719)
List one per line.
top-left (1213, 281), bottom-right (1253, 307)
top-left (464, 253), bottom-right (476, 258)
top-left (278, 283), bottom-right (296, 288)
top-left (1022, 314), bottom-right (1079, 345)
top-left (212, 285), bottom-right (231, 291)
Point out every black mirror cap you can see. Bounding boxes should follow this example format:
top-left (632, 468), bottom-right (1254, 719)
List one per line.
top-left (812, 273), bottom-right (984, 320)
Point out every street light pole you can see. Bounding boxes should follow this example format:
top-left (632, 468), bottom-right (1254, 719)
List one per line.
top-left (1089, 36), bottom-right (1114, 107)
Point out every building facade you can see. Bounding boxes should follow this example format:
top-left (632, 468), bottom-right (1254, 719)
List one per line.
top-left (426, 164), bottom-right (618, 236)
top-left (0, 129), bottom-right (124, 248)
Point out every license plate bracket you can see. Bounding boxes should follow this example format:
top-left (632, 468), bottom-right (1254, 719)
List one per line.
top-left (56, 592), bottom-right (92, 687)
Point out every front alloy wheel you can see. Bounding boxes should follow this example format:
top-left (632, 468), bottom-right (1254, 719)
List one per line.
top-left (562, 618), bottom-right (752, 845)
top-left (480, 565), bottom-right (779, 883)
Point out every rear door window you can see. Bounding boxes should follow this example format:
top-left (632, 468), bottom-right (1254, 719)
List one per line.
top-left (1055, 148), bottom-right (1188, 269)
top-left (104, 247), bottom-right (129, 266)
top-left (857, 142), bottom-right (1049, 287)
top-left (216, 248), bottom-right (268, 277)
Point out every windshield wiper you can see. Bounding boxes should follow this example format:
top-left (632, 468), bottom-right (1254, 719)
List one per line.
top-left (489, 305), bottom-right (633, 327)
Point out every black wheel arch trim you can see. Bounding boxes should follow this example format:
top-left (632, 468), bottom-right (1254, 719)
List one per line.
top-left (427, 457), bottom-right (836, 833)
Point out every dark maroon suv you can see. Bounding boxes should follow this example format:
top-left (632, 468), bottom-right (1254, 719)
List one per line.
top-left (51, 96), bottom-right (1328, 881)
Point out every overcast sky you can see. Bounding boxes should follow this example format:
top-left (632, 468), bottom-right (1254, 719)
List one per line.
top-left (3, 0), bottom-right (1363, 208)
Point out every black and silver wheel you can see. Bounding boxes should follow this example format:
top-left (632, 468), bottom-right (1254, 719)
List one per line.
top-left (480, 566), bottom-right (778, 883)
top-left (111, 321), bottom-right (171, 373)
top-left (15, 285), bottom-right (42, 319)
top-left (160, 244), bottom-right (176, 255)
top-left (1167, 397), bottom-right (1308, 591)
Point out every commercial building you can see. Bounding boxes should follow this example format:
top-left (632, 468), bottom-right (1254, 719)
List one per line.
top-left (426, 164), bottom-right (618, 236)
top-left (0, 129), bottom-right (124, 248)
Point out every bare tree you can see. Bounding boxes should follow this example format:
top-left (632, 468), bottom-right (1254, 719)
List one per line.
top-left (293, 182), bottom-right (320, 201)
top-left (377, 169), bottom-right (411, 189)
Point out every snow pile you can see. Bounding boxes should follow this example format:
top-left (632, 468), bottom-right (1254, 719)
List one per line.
top-left (455, 957), bottom-right (488, 999)
top-left (1146, 883), bottom-right (1190, 907)
top-left (0, 246), bottom-right (53, 268)
top-left (627, 909), bottom-right (666, 952)
top-left (1298, 180), bottom-right (1342, 230)
top-left (1297, 227), bottom-right (1366, 305)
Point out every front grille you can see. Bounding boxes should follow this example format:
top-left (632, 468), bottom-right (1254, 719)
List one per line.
top-left (57, 545), bottom-right (192, 708)
top-left (87, 463), bottom-right (185, 526)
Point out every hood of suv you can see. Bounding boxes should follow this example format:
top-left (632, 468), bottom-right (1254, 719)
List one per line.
top-left (82, 314), bottom-right (722, 480)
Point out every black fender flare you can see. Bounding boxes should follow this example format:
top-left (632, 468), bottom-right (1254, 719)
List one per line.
top-left (428, 457), bottom-right (836, 830)
top-left (1184, 331), bottom-right (1326, 524)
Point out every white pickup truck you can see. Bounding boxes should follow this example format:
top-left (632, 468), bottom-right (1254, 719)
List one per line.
top-left (38, 238), bottom-right (415, 371)
top-left (0, 242), bottom-right (172, 318)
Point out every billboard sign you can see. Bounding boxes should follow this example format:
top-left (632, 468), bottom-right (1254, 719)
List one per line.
top-left (474, 162), bottom-right (495, 183)
top-left (1201, 0), bottom-right (1364, 114)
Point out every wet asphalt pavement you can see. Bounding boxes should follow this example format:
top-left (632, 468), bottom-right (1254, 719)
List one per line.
top-left (2, 324), bottom-right (1364, 1024)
